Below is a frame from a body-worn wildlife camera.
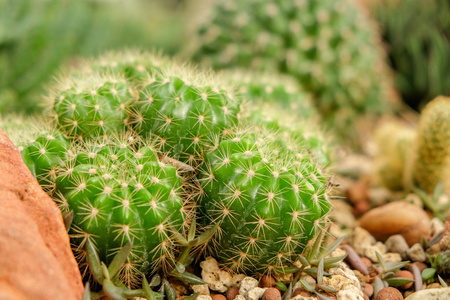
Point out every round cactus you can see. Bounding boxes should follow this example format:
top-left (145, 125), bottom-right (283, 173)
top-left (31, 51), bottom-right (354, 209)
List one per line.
top-left (198, 126), bottom-right (331, 274)
top-left (47, 135), bottom-right (190, 286)
top-left (50, 73), bottom-right (136, 140)
top-left (409, 96), bottom-right (450, 193)
top-left (131, 68), bottom-right (241, 166)
top-left (192, 0), bottom-right (398, 130)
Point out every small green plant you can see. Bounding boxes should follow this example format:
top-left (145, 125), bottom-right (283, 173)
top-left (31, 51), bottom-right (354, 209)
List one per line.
top-left (372, 252), bottom-right (414, 296)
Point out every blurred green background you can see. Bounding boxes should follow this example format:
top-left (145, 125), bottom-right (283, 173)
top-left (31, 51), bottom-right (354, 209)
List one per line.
top-left (0, 0), bottom-right (449, 115)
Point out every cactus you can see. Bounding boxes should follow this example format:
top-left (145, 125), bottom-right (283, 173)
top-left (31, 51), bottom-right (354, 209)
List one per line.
top-left (131, 68), bottom-right (241, 166)
top-left (226, 71), bottom-right (332, 166)
top-left (410, 96), bottom-right (450, 193)
top-left (191, 0), bottom-right (398, 131)
top-left (373, 120), bottom-right (417, 191)
top-left (49, 73), bottom-right (136, 140)
top-left (198, 126), bottom-right (331, 274)
top-left (20, 134), bottom-right (191, 287)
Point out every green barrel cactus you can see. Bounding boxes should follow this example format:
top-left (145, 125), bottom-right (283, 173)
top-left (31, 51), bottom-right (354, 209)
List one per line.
top-left (226, 71), bottom-right (332, 166)
top-left (21, 133), bottom-right (189, 287)
top-left (409, 96), bottom-right (450, 193)
top-left (131, 68), bottom-right (241, 166)
top-left (50, 73), bottom-right (136, 140)
top-left (198, 126), bottom-right (331, 274)
top-left (191, 0), bottom-right (398, 131)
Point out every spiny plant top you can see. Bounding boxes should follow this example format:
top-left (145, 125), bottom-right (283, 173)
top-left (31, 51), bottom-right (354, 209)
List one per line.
top-left (50, 73), bottom-right (136, 140)
top-left (131, 66), bottom-right (241, 166)
top-left (45, 134), bottom-right (190, 287)
top-left (192, 0), bottom-right (397, 128)
top-left (412, 96), bottom-right (450, 193)
top-left (199, 125), bottom-right (331, 274)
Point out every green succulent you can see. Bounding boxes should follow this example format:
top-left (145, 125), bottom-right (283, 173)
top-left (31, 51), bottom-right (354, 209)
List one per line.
top-left (198, 125), bottom-right (331, 274)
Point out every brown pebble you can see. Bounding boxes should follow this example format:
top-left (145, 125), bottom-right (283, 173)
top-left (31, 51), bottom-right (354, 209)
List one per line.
top-left (318, 292), bottom-right (337, 299)
top-left (407, 262), bottom-right (427, 273)
top-left (361, 257), bottom-right (373, 267)
top-left (259, 275), bottom-right (276, 288)
top-left (292, 288), bottom-right (312, 298)
top-left (226, 286), bottom-right (240, 300)
top-left (396, 270), bottom-right (414, 289)
top-left (359, 201), bottom-right (431, 247)
top-left (426, 283), bottom-right (442, 289)
top-left (262, 288), bottom-right (281, 300)
top-left (363, 283), bottom-right (374, 297)
top-left (212, 295), bottom-right (227, 300)
top-left (363, 294), bottom-right (370, 300)
top-left (375, 287), bottom-right (404, 300)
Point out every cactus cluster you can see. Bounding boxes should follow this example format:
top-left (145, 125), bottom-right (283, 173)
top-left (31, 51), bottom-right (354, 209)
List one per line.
top-left (4, 50), bottom-right (334, 291)
top-left (191, 0), bottom-right (398, 130)
top-left (199, 126), bottom-right (331, 273)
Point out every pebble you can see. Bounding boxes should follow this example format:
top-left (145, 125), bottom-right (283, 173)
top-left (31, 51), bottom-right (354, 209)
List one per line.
top-left (359, 201), bottom-right (431, 246)
top-left (261, 288), bottom-right (281, 300)
top-left (212, 295), bottom-right (227, 300)
top-left (192, 284), bottom-right (210, 296)
top-left (375, 287), bottom-right (404, 300)
top-left (200, 257), bottom-right (234, 293)
top-left (396, 270), bottom-right (414, 289)
top-left (363, 283), bottom-right (374, 297)
top-left (292, 288), bottom-right (312, 298)
top-left (290, 295), bottom-right (316, 300)
top-left (197, 296), bottom-right (213, 300)
top-left (385, 235), bottom-right (410, 259)
top-left (426, 283), bottom-right (443, 289)
top-left (259, 276), bottom-right (275, 288)
top-left (239, 277), bottom-right (259, 298)
top-left (247, 287), bottom-right (266, 300)
top-left (407, 243), bottom-right (426, 262)
top-left (430, 218), bottom-right (445, 237)
top-left (404, 287), bottom-right (450, 299)
top-left (226, 286), bottom-right (240, 300)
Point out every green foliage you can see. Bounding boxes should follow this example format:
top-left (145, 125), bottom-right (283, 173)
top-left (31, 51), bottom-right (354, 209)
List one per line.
top-left (192, 0), bottom-right (398, 131)
top-left (374, 0), bottom-right (450, 108)
top-left (198, 125), bottom-right (331, 274)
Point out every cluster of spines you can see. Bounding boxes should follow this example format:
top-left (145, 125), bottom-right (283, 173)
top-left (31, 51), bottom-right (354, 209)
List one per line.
top-left (198, 126), bottom-right (331, 274)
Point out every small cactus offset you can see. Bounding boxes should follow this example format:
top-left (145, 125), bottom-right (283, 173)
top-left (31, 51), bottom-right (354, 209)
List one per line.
top-left (191, 0), bottom-right (399, 132)
top-left (373, 120), bottom-right (416, 191)
top-left (131, 68), bottom-right (241, 166)
top-left (50, 73), bottom-right (136, 140)
top-left (410, 96), bottom-right (450, 193)
top-left (198, 125), bottom-right (331, 274)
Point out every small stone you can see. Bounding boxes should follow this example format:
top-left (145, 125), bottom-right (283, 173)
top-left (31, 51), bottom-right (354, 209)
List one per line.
top-left (385, 235), bottom-right (410, 259)
top-left (290, 295), bottom-right (316, 300)
top-left (359, 201), bottom-right (431, 247)
top-left (407, 243), bottom-right (426, 262)
top-left (212, 295), bottom-right (227, 300)
top-left (197, 296), bottom-right (213, 300)
top-left (292, 288), bottom-right (311, 298)
top-left (200, 257), bottom-right (234, 292)
top-left (361, 257), bottom-right (373, 267)
top-left (259, 275), bottom-right (276, 288)
top-left (247, 287), bottom-right (266, 300)
top-left (375, 287), bottom-right (404, 300)
top-left (383, 252), bottom-right (402, 263)
top-left (407, 262), bottom-right (427, 273)
top-left (396, 270), bottom-right (414, 289)
top-left (365, 242), bottom-right (387, 262)
top-left (353, 227), bottom-right (377, 257)
top-left (261, 288), bottom-right (281, 300)
top-left (426, 283), bottom-right (442, 289)
top-left (239, 277), bottom-right (259, 298)
top-left (430, 218), bottom-right (445, 237)
top-left (234, 296), bottom-right (246, 300)
top-left (426, 243), bottom-right (442, 255)
top-left (363, 283), bottom-right (374, 297)
top-left (226, 286), bottom-right (240, 300)
top-left (363, 294), bottom-right (370, 300)
top-left (404, 287), bottom-right (450, 299)
top-left (192, 284), bottom-right (210, 296)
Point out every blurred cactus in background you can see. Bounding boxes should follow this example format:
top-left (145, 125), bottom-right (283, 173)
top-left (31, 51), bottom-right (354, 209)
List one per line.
top-left (373, 0), bottom-right (450, 110)
top-left (0, 0), bottom-right (186, 115)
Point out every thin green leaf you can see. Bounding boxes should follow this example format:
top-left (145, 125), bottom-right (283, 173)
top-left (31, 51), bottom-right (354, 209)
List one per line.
top-left (108, 241), bottom-right (133, 280)
top-left (83, 282), bottom-right (90, 300)
top-left (149, 274), bottom-right (161, 287)
top-left (304, 268), bottom-right (330, 277)
top-left (143, 277), bottom-right (157, 300)
top-left (384, 261), bottom-right (410, 273)
top-left (432, 181), bottom-right (444, 204)
top-left (188, 218), bottom-right (197, 241)
top-left (375, 251), bottom-right (386, 270)
top-left (281, 283), bottom-right (293, 300)
top-left (300, 280), bottom-right (315, 293)
top-left (315, 292), bottom-right (335, 300)
top-left (182, 293), bottom-right (199, 300)
top-left (275, 282), bottom-right (288, 292)
top-left (175, 272), bottom-right (206, 285)
top-left (422, 268), bottom-right (436, 281)
top-left (273, 266), bottom-right (300, 274)
top-left (307, 230), bottom-right (324, 261)
top-left (317, 227), bottom-right (331, 257)
top-left (311, 254), bottom-right (347, 267)
top-left (85, 238), bottom-right (105, 284)
top-left (321, 236), bottom-right (346, 258)
top-left (438, 275), bottom-right (448, 287)
top-left (101, 262), bottom-right (110, 280)
top-left (169, 225), bottom-right (189, 246)
top-left (317, 284), bottom-right (339, 293)
top-left (317, 258), bottom-right (324, 285)
top-left (193, 222), bottom-right (221, 246)
top-left (373, 276), bottom-right (385, 297)
top-left (174, 262), bottom-right (186, 275)
top-left (385, 277), bottom-right (415, 287)
top-left (164, 279), bottom-right (177, 300)
top-left (120, 287), bottom-right (145, 298)
top-left (298, 254), bottom-right (309, 267)
top-left (103, 279), bottom-right (127, 300)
